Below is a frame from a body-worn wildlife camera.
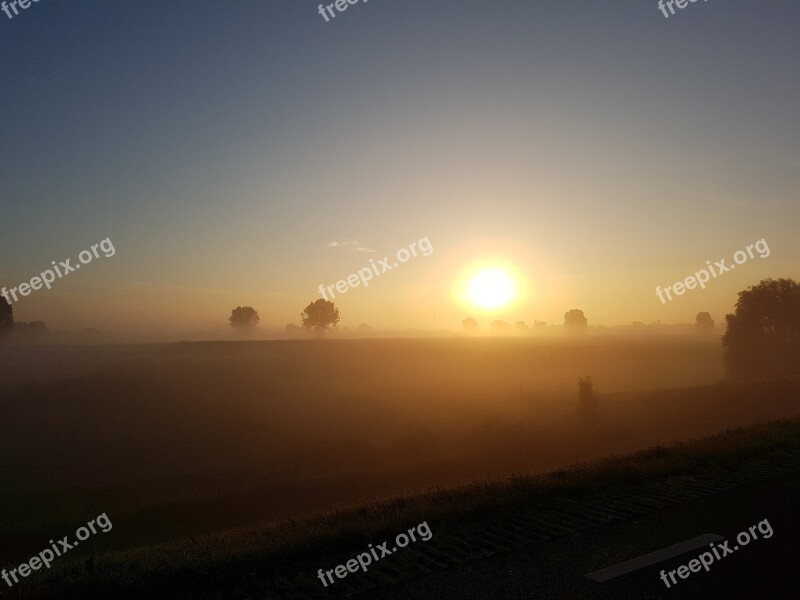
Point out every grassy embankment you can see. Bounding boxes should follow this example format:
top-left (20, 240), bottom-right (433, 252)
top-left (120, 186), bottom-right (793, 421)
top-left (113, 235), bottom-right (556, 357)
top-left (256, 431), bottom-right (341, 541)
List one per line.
top-left (26, 410), bottom-right (800, 598)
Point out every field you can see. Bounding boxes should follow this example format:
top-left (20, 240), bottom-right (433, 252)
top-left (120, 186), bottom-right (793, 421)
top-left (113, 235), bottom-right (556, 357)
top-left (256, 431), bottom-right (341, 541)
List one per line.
top-left (2, 336), bottom-right (800, 597)
top-left (0, 339), bottom-right (779, 527)
top-left (14, 396), bottom-right (800, 598)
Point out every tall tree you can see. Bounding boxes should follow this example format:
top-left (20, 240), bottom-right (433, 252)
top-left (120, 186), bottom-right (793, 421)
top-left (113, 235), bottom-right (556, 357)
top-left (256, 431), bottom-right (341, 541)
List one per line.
top-left (723, 278), bottom-right (800, 379)
top-left (301, 299), bottom-right (340, 337)
top-left (462, 317), bottom-right (479, 332)
top-left (564, 309), bottom-right (588, 333)
top-left (491, 320), bottom-right (512, 334)
top-left (0, 296), bottom-right (12, 338)
top-left (695, 312), bottom-right (715, 333)
top-left (229, 306), bottom-right (260, 329)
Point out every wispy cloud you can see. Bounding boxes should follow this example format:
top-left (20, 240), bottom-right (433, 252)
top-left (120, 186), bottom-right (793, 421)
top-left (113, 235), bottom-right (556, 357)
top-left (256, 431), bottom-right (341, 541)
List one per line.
top-left (327, 240), bottom-right (375, 253)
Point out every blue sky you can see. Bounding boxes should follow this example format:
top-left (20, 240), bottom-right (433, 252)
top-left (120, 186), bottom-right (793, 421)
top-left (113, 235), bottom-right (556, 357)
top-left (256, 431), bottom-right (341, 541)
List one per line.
top-left (1, 0), bottom-right (798, 336)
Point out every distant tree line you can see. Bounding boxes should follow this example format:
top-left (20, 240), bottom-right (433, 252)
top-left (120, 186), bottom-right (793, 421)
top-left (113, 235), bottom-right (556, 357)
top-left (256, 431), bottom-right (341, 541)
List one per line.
top-left (462, 310), bottom-right (719, 336)
top-left (228, 299), bottom-right (341, 338)
top-left (0, 298), bottom-right (48, 341)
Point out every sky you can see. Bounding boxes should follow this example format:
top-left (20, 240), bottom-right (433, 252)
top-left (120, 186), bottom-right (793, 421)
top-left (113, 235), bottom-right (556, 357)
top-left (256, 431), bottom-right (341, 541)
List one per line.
top-left (1, 0), bottom-right (798, 338)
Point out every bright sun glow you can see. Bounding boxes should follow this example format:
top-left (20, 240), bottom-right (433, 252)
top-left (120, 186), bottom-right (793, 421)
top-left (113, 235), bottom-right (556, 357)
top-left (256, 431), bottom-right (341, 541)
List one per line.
top-left (468, 268), bottom-right (515, 309)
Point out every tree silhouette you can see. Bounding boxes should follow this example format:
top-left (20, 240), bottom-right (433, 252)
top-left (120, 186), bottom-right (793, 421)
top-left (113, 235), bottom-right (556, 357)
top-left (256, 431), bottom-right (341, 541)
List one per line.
top-left (723, 278), bottom-right (800, 380)
top-left (229, 306), bottom-right (260, 329)
top-left (577, 375), bottom-right (599, 419)
top-left (13, 321), bottom-right (47, 338)
top-left (462, 317), bottom-right (479, 332)
top-left (514, 321), bottom-right (529, 334)
top-left (695, 312), bottom-right (715, 333)
top-left (564, 309), bottom-right (588, 333)
top-left (301, 299), bottom-right (340, 336)
top-left (0, 296), bottom-right (13, 338)
top-left (491, 320), bottom-right (512, 334)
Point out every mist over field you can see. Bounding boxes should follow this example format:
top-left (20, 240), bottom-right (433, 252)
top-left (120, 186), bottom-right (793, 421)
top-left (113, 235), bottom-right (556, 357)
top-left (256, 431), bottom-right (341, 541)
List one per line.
top-left (4, 335), bottom-right (799, 567)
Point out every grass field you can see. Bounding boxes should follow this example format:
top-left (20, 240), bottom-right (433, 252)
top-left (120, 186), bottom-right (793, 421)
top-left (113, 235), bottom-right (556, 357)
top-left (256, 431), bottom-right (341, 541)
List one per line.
top-left (23, 414), bottom-right (800, 599)
top-left (1, 336), bottom-right (799, 598)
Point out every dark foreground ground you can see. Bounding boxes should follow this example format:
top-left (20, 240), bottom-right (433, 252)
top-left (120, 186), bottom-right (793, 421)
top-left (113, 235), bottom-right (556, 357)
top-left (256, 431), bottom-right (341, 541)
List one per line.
top-left (365, 459), bottom-right (800, 600)
top-left (14, 415), bottom-right (800, 599)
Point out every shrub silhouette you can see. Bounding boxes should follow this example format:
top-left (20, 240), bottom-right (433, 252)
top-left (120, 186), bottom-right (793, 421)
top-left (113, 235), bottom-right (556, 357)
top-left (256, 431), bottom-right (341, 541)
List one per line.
top-left (577, 375), bottom-right (599, 419)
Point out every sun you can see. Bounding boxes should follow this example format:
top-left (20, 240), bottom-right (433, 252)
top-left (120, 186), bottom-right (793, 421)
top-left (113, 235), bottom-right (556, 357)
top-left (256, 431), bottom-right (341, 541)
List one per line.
top-left (468, 268), bottom-right (514, 309)
top-left (452, 257), bottom-right (528, 313)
